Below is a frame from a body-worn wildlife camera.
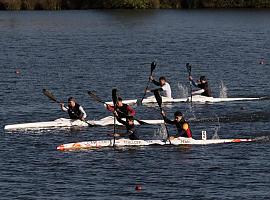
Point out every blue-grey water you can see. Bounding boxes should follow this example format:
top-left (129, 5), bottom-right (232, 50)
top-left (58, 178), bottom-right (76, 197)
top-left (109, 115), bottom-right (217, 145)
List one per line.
top-left (0, 10), bottom-right (270, 199)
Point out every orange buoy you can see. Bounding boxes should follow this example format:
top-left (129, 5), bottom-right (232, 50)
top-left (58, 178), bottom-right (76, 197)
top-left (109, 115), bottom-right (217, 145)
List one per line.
top-left (135, 185), bottom-right (142, 191)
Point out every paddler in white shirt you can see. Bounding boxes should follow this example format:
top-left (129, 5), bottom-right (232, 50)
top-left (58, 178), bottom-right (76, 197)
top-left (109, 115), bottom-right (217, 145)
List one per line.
top-left (60, 97), bottom-right (87, 120)
top-left (146, 76), bottom-right (172, 98)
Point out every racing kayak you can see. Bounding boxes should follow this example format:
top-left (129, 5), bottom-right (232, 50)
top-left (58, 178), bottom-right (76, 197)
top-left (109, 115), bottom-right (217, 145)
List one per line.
top-left (4, 116), bottom-right (164, 131)
top-left (105, 95), bottom-right (263, 105)
top-left (57, 136), bottom-right (254, 151)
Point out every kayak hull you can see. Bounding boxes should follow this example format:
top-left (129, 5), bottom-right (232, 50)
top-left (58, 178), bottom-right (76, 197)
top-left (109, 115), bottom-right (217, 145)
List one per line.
top-left (105, 95), bottom-right (262, 105)
top-left (4, 116), bottom-right (163, 131)
top-left (57, 137), bottom-right (254, 151)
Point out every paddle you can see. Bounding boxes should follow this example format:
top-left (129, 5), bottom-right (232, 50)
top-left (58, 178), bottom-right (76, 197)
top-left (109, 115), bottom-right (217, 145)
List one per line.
top-left (137, 61), bottom-right (156, 105)
top-left (87, 91), bottom-right (149, 125)
top-left (42, 89), bottom-right (94, 127)
top-left (154, 90), bottom-right (171, 144)
top-left (186, 63), bottom-right (192, 103)
top-left (112, 89), bottom-right (118, 145)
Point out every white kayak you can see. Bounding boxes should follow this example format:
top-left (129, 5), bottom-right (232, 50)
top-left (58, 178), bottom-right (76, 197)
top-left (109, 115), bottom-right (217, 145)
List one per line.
top-left (57, 136), bottom-right (254, 151)
top-left (4, 116), bottom-right (164, 131)
top-left (105, 95), bottom-right (262, 105)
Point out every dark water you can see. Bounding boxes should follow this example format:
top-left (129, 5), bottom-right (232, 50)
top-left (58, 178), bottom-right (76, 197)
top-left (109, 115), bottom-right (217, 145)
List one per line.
top-left (1, 10), bottom-right (270, 199)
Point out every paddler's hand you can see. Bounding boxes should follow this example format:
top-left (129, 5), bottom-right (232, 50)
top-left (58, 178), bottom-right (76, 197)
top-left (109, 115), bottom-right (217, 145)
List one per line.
top-left (60, 102), bottom-right (65, 109)
top-left (80, 116), bottom-right (85, 121)
top-left (113, 111), bottom-right (118, 117)
top-left (161, 110), bottom-right (166, 116)
top-left (145, 89), bottom-right (150, 93)
top-left (169, 136), bottom-right (175, 140)
top-left (111, 133), bottom-right (120, 137)
top-left (188, 76), bottom-right (193, 81)
top-left (149, 76), bottom-right (154, 81)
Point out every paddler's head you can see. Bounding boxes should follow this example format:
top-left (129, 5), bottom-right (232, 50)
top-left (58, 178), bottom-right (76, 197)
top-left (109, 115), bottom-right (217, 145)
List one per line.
top-left (159, 76), bottom-right (167, 86)
top-left (68, 97), bottom-right (76, 108)
top-left (126, 115), bottom-right (134, 125)
top-left (174, 111), bottom-right (183, 122)
top-left (199, 76), bottom-right (207, 83)
top-left (116, 97), bottom-right (123, 107)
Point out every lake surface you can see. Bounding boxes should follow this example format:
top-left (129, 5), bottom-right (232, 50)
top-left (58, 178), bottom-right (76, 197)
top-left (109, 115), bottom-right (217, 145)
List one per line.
top-left (0, 10), bottom-right (270, 199)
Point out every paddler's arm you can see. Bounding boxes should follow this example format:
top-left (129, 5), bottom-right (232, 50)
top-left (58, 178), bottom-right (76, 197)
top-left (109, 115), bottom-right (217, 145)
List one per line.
top-left (192, 89), bottom-right (205, 95)
top-left (79, 106), bottom-right (87, 120)
top-left (189, 76), bottom-right (198, 87)
top-left (60, 103), bottom-right (68, 112)
top-left (182, 123), bottom-right (192, 138)
top-left (149, 76), bottom-right (160, 86)
top-left (161, 111), bottom-right (175, 125)
top-left (126, 105), bottom-right (136, 116)
top-left (106, 104), bottom-right (115, 112)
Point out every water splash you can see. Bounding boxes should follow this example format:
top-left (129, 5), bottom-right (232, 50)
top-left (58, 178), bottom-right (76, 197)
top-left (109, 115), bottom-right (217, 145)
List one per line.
top-left (211, 115), bottom-right (220, 139)
top-left (219, 81), bottom-right (228, 98)
top-left (154, 124), bottom-right (167, 140)
top-left (254, 136), bottom-right (270, 142)
top-left (177, 83), bottom-right (188, 98)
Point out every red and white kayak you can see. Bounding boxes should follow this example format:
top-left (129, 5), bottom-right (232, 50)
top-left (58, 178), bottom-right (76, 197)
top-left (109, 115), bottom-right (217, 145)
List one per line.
top-left (57, 136), bottom-right (254, 151)
top-left (105, 95), bottom-right (262, 105)
top-left (4, 116), bottom-right (163, 131)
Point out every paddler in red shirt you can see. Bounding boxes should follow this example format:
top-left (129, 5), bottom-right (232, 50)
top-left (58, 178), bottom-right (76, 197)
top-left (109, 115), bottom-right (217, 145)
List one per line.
top-left (106, 97), bottom-right (136, 118)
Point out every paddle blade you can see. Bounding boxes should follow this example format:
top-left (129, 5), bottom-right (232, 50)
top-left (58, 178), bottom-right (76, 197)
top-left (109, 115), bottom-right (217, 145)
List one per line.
top-left (43, 89), bottom-right (58, 103)
top-left (154, 90), bottom-right (162, 108)
top-left (87, 91), bottom-right (104, 104)
top-left (186, 63), bottom-right (191, 76)
top-left (150, 61), bottom-right (156, 74)
top-left (112, 89), bottom-right (118, 105)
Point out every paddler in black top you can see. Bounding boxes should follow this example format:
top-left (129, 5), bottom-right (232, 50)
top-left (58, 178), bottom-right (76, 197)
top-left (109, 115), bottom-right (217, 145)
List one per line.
top-left (161, 111), bottom-right (192, 139)
top-left (60, 97), bottom-right (87, 120)
top-left (189, 75), bottom-right (212, 97)
top-left (106, 97), bottom-right (136, 118)
top-left (112, 115), bottom-right (139, 140)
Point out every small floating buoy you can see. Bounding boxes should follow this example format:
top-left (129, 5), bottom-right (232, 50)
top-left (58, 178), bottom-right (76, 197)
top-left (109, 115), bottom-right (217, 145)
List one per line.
top-left (15, 69), bottom-right (20, 74)
top-left (259, 58), bottom-right (264, 65)
top-left (135, 184), bottom-right (142, 191)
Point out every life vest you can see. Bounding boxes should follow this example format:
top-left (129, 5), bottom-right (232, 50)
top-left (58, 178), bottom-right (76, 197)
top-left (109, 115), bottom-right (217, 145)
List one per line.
top-left (116, 104), bottom-right (129, 118)
top-left (198, 82), bottom-right (212, 97)
top-left (68, 103), bottom-right (83, 119)
top-left (175, 119), bottom-right (192, 138)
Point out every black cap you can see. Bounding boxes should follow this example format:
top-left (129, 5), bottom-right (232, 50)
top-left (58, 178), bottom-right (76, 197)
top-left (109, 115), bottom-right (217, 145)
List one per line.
top-left (117, 97), bottom-right (123, 102)
top-left (68, 97), bottom-right (76, 102)
top-left (200, 76), bottom-right (207, 81)
top-left (159, 76), bottom-right (166, 81)
top-left (174, 111), bottom-right (183, 117)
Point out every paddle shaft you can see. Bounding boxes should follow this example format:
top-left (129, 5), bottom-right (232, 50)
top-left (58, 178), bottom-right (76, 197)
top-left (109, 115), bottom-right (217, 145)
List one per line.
top-left (139, 61), bottom-right (156, 104)
top-left (154, 90), bottom-right (171, 143)
top-left (186, 63), bottom-right (192, 103)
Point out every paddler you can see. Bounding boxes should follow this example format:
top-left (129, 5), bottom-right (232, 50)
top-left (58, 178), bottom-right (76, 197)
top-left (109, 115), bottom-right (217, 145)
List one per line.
top-left (189, 75), bottom-right (212, 97)
top-left (146, 76), bottom-right (172, 98)
top-left (106, 97), bottom-right (136, 118)
top-left (161, 111), bottom-right (192, 139)
top-left (112, 115), bottom-right (139, 140)
top-left (60, 97), bottom-right (87, 120)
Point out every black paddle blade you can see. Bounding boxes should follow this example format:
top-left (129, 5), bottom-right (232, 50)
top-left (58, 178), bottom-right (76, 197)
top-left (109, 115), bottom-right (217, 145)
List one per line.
top-left (42, 89), bottom-right (58, 103)
top-left (112, 89), bottom-right (118, 105)
top-left (154, 90), bottom-right (162, 108)
top-left (186, 63), bottom-right (191, 75)
top-left (151, 61), bottom-right (156, 74)
top-left (87, 91), bottom-right (104, 104)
